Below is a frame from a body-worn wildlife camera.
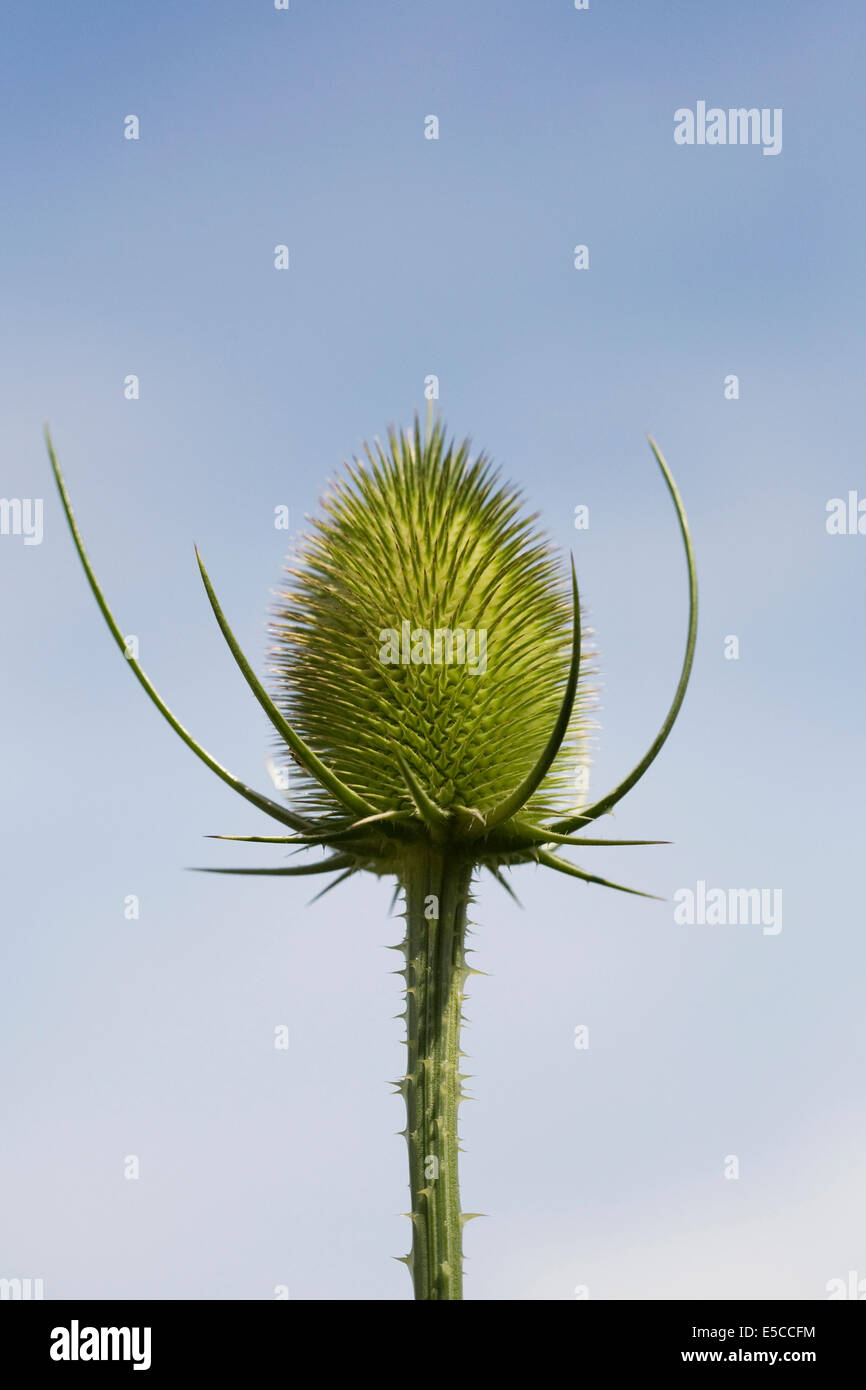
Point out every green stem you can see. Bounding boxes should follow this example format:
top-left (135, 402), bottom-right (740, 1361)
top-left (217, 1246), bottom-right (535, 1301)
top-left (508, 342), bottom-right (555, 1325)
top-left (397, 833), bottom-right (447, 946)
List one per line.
top-left (398, 848), bottom-right (473, 1300)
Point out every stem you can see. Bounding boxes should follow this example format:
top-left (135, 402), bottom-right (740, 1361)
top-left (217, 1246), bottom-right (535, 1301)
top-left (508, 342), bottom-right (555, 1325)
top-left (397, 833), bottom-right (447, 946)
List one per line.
top-left (397, 848), bottom-right (474, 1300)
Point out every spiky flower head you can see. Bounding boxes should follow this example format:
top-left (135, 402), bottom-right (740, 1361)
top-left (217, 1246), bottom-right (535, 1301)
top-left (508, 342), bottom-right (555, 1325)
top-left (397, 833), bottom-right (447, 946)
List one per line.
top-left (269, 416), bottom-right (592, 847)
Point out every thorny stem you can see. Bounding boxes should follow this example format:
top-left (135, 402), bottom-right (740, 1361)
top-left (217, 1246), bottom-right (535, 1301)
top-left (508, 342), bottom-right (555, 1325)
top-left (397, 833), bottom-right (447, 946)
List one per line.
top-left (397, 849), bottom-right (474, 1300)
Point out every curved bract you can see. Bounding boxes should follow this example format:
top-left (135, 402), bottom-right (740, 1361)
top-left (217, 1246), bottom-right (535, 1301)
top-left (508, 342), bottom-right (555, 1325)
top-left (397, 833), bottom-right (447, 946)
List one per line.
top-left (549, 436), bottom-right (698, 836)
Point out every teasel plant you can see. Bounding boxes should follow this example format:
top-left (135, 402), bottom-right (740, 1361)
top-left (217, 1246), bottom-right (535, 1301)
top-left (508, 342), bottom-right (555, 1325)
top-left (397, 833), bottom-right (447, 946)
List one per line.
top-left (47, 413), bottom-right (696, 1301)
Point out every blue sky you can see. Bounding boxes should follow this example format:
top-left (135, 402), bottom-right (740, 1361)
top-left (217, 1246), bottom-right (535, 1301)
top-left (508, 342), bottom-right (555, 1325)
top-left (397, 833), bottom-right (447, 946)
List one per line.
top-left (2, 0), bottom-right (865, 1299)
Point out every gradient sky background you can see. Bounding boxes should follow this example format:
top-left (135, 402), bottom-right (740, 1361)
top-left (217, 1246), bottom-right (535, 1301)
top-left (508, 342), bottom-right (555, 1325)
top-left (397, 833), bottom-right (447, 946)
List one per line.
top-left (2, 1), bottom-right (865, 1300)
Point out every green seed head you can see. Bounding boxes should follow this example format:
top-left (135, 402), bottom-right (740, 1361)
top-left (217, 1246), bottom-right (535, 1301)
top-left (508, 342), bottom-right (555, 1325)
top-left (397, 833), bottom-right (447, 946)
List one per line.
top-left (269, 416), bottom-right (592, 845)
